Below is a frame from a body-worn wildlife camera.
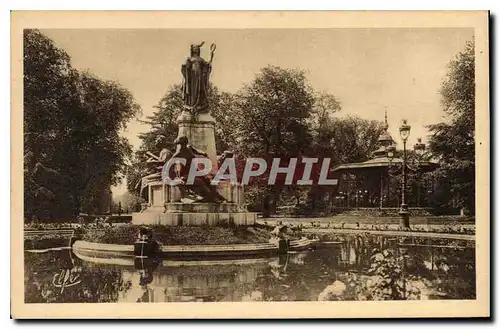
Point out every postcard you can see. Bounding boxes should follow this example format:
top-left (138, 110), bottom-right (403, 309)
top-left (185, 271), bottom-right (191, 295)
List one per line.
top-left (11, 10), bottom-right (489, 319)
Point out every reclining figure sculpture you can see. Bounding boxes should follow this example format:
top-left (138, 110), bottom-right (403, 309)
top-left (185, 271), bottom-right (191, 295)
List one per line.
top-left (166, 136), bottom-right (226, 204)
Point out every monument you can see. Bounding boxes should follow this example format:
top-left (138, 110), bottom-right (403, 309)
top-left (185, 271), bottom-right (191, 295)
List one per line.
top-left (132, 43), bottom-right (256, 227)
top-left (178, 42), bottom-right (218, 173)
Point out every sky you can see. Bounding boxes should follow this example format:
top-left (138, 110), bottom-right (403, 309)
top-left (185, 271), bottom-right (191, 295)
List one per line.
top-left (41, 28), bottom-right (474, 195)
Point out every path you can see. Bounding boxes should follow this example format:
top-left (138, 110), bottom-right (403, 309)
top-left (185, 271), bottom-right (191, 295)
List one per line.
top-left (259, 216), bottom-right (474, 225)
top-left (304, 228), bottom-right (475, 241)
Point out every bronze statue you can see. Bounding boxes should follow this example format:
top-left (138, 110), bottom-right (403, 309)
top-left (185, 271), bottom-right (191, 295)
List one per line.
top-left (168, 136), bottom-right (225, 203)
top-left (181, 42), bottom-right (216, 115)
top-left (136, 135), bottom-right (173, 200)
top-left (217, 150), bottom-right (234, 168)
top-left (145, 135), bottom-right (173, 168)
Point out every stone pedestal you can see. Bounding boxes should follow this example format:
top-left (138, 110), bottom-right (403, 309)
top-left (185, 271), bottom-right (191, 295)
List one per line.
top-left (143, 181), bottom-right (244, 206)
top-left (132, 181), bottom-right (256, 227)
top-left (132, 208), bottom-right (256, 227)
top-left (132, 109), bottom-right (256, 227)
top-left (176, 111), bottom-right (218, 174)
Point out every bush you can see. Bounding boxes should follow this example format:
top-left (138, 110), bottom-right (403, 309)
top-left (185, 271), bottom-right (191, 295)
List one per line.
top-left (349, 249), bottom-right (431, 300)
top-left (81, 225), bottom-right (272, 245)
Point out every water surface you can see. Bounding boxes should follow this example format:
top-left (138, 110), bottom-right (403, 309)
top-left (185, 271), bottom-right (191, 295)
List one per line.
top-left (24, 234), bottom-right (475, 303)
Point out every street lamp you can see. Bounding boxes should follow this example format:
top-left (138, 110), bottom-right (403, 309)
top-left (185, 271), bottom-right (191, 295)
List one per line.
top-left (386, 145), bottom-right (396, 158)
top-left (413, 138), bottom-right (426, 207)
top-left (383, 144), bottom-right (397, 209)
top-left (413, 137), bottom-right (425, 156)
top-left (399, 119), bottom-right (411, 229)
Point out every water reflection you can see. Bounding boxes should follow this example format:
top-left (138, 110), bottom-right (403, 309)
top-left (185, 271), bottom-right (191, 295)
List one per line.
top-left (126, 257), bottom-right (270, 302)
top-left (24, 250), bottom-right (132, 303)
top-left (24, 234), bottom-right (475, 303)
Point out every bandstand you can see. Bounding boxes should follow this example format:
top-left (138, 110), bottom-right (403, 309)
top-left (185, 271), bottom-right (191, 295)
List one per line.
top-left (331, 112), bottom-right (439, 213)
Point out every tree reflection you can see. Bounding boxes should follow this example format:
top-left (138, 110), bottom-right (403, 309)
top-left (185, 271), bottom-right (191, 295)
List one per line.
top-left (251, 252), bottom-right (341, 301)
top-left (24, 234), bottom-right (475, 303)
top-left (25, 250), bottom-right (132, 303)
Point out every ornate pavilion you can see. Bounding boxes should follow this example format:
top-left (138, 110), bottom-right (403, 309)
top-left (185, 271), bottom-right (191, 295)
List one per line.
top-left (331, 112), bottom-right (439, 210)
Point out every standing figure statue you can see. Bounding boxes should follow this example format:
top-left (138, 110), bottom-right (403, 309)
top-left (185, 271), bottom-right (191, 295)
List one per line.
top-left (181, 42), bottom-right (216, 115)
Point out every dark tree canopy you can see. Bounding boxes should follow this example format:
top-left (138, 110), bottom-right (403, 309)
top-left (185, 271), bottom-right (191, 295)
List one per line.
top-left (24, 29), bottom-right (140, 220)
top-left (233, 66), bottom-right (315, 158)
top-left (313, 115), bottom-right (385, 165)
top-left (428, 40), bottom-right (475, 213)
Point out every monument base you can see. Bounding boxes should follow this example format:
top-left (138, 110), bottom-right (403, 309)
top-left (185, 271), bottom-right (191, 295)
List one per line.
top-left (132, 108), bottom-right (254, 227)
top-left (132, 209), bottom-right (256, 227)
top-left (177, 111), bottom-right (218, 173)
top-left (132, 182), bottom-right (256, 227)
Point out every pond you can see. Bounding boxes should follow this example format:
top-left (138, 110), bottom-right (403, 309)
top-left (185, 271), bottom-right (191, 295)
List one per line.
top-left (24, 233), bottom-right (475, 303)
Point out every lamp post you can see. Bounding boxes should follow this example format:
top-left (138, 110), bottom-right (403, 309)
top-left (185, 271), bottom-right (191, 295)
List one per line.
top-left (398, 119), bottom-right (411, 229)
top-left (413, 138), bottom-right (426, 207)
top-left (384, 144), bottom-right (396, 208)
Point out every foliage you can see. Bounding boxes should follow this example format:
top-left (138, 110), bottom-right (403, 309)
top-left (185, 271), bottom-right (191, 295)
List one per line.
top-left (138, 85), bottom-right (184, 152)
top-left (112, 191), bottom-right (144, 213)
top-left (24, 251), bottom-right (132, 303)
top-left (313, 116), bottom-right (385, 165)
top-left (24, 29), bottom-right (140, 220)
top-left (345, 249), bottom-right (430, 300)
top-left (305, 115), bottom-right (385, 213)
top-left (231, 66), bottom-right (328, 216)
top-left (210, 87), bottom-right (240, 152)
top-left (81, 225), bottom-right (272, 245)
top-left (309, 92), bottom-right (342, 127)
top-left (127, 64), bottom-right (386, 216)
top-left (428, 40), bottom-right (475, 213)
top-left (232, 66), bottom-right (314, 158)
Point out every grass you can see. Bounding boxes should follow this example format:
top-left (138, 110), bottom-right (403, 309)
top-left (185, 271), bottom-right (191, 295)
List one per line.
top-left (81, 225), bottom-right (272, 245)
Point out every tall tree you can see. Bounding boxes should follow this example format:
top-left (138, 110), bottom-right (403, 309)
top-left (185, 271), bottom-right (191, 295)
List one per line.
top-left (309, 92), bottom-right (342, 130)
top-left (210, 88), bottom-right (239, 152)
top-left (74, 72), bottom-right (140, 214)
top-left (24, 30), bottom-right (140, 220)
top-left (307, 115), bottom-right (385, 211)
top-left (313, 116), bottom-right (385, 165)
top-left (125, 85), bottom-right (183, 193)
top-left (233, 66), bottom-right (314, 158)
top-left (231, 66), bottom-right (315, 216)
top-left (24, 29), bottom-right (79, 219)
top-left (428, 40), bottom-right (475, 213)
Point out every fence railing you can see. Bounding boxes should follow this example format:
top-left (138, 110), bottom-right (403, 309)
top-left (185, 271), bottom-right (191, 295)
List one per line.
top-left (24, 229), bottom-right (75, 238)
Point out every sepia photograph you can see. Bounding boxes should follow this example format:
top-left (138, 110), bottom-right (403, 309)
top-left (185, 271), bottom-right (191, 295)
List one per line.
top-left (10, 11), bottom-right (489, 319)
